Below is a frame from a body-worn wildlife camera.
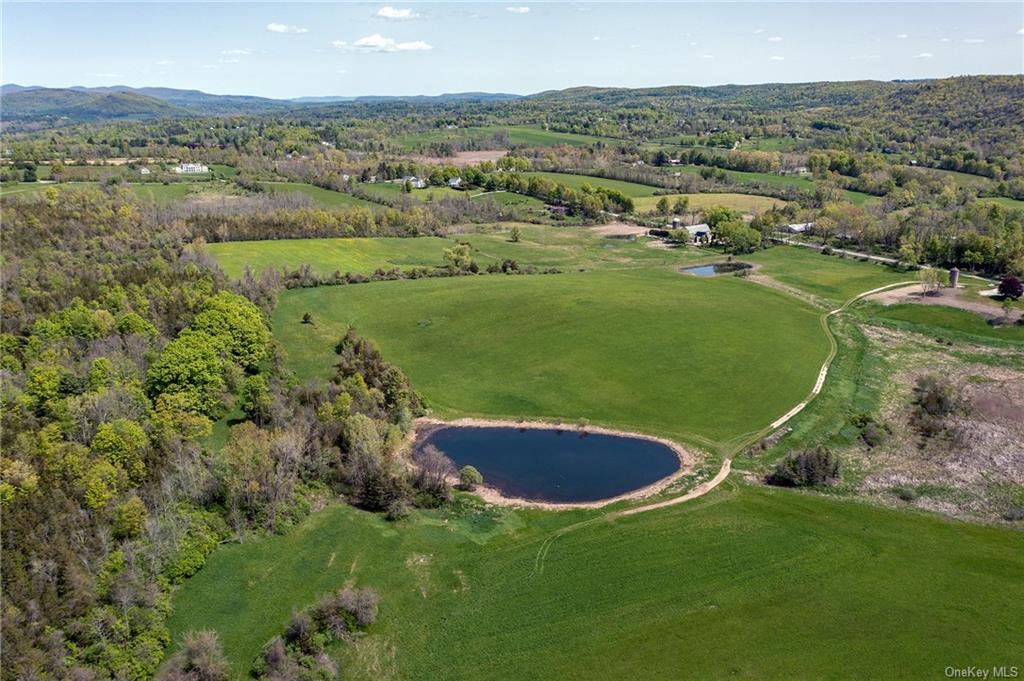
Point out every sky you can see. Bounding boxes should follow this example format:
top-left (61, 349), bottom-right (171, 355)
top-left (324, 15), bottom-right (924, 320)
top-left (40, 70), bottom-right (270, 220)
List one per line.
top-left (2, 1), bottom-right (1022, 98)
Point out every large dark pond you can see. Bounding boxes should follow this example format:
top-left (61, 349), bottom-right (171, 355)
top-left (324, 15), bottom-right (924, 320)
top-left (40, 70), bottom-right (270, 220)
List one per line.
top-left (417, 426), bottom-right (681, 503)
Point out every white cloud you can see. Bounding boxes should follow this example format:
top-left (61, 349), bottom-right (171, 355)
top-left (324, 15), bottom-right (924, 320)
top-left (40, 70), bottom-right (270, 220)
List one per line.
top-left (592, 36), bottom-right (601, 41)
top-left (88, 72), bottom-right (123, 78)
top-left (337, 69), bottom-right (349, 74)
top-left (201, 64), bottom-right (219, 69)
top-left (377, 6), bottom-right (418, 20)
top-left (219, 58), bottom-right (240, 64)
top-left (939, 37), bottom-right (951, 43)
top-left (267, 23), bottom-right (308, 34)
top-left (689, 41), bottom-right (698, 46)
top-left (767, 36), bottom-right (783, 42)
top-left (506, 6), bottom-right (530, 14)
top-left (914, 52), bottom-right (933, 59)
top-left (963, 38), bottom-right (985, 44)
top-left (221, 48), bottom-right (252, 55)
top-left (770, 55), bottom-right (785, 61)
top-left (700, 54), bottom-right (714, 59)
top-left (896, 33), bottom-right (908, 39)
top-left (348, 33), bottom-right (432, 52)
top-left (753, 28), bottom-right (765, 34)
top-left (156, 59), bottom-right (174, 66)
top-left (1018, 27), bottom-right (1024, 35)
top-left (332, 40), bottom-right (348, 48)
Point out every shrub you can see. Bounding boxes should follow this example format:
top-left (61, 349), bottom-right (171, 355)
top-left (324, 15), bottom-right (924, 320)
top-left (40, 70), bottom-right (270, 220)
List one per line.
top-left (459, 465), bottom-right (483, 490)
top-left (911, 374), bottom-right (961, 439)
top-left (998, 276), bottom-right (1023, 300)
top-left (156, 630), bottom-right (229, 681)
top-left (766, 447), bottom-right (840, 487)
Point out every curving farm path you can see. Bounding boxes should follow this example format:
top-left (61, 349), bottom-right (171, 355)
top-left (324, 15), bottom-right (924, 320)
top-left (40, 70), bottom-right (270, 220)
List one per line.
top-left (614, 279), bottom-right (915, 518)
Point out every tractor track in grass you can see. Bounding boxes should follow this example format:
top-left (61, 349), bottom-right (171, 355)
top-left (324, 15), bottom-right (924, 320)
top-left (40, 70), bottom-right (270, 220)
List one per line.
top-left (531, 279), bottom-right (915, 575)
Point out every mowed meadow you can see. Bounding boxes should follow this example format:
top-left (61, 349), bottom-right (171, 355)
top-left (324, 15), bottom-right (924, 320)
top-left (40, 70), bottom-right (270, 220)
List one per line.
top-left (168, 483), bottom-right (1024, 681)
top-left (273, 267), bottom-right (830, 448)
top-left (175, 230), bottom-right (1024, 680)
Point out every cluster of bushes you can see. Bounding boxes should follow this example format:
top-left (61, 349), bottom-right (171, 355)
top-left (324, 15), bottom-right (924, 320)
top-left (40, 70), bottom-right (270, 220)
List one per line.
top-left (252, 587), bottom-right (379, 680)
top-left (766, 447), bottom-right (841, 487)
top-left (279, 258), bottom-right (560, 290)
top-left (911, 374), bottom-right (963, 440)
top-left (852, 412), bottom-right (889, 448)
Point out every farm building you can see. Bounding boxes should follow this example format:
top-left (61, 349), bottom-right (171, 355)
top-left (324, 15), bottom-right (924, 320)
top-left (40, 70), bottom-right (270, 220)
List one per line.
top-left (448, 177), bottom-right (463, 188)
top-left (403, 176), bottom-right (427, 189)
top-left (781, 222), bottom-right (814, 234)
top-left (139, 167), bottom-right (151, 175)
top-left (685, 223), bottom-right (712, 243)
top-left (174, 163), bottom-right (209, 174)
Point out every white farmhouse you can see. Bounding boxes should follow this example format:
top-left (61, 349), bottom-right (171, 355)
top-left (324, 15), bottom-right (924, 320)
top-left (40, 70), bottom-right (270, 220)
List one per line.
top-left (139, 167), bottom-right (151, 175)
top-left (173, 163), bottom-right (209, 174)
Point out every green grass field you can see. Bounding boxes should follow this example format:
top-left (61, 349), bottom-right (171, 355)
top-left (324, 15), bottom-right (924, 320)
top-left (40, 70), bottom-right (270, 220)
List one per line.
top-left (0, 181), bottom-right (204, 203)
top-left (167, 483), bottom-right (1024, 681)
top-left (870, 303), bottom-right (1024, 342)
top-left (261, 181), bottom-right (384, 211)
top-left (395, 125), bottom-right (618, 151)
top-left (977, 196), bottom-right (1024, 211)
top-left (522, 172), bottom-right (661, 198)
top-left (209, 224), bottom-right (707, 278)
top-left (745, 246), bottom-right (911, 304)
top-left (273, 267), bottom-right (829, 447)
top-left (209, 236), bottom-right (454, 278)
top-left (632, 192), bottom-right (787, 213)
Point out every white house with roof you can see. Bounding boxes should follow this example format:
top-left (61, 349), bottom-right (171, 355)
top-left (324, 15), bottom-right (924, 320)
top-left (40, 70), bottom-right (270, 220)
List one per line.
top-left (173, 163), bottom-right (209, 174)
top-left (139, 167), bottom-right (151, 175)
top-left (447, 177), bottom-right (462, 188)
top-left (402, 175), bottom-right (427, 189)
top-left (780, 222), bottom-right (814, 234)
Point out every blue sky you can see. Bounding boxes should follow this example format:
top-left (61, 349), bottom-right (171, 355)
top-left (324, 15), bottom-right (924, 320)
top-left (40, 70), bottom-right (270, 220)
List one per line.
top-left (3, 2), bottom-right (1022, 98)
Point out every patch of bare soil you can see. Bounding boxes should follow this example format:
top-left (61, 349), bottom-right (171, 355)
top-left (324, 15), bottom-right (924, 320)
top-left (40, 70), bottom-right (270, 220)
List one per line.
top-left (851, 329), bottom-right (1024, 522)
top-left (407, 150), bottom-right (507, 167)
top-left (590, 222), bottom-right (649, 237)
top-left (866, 284), bottom-right (1022, 323)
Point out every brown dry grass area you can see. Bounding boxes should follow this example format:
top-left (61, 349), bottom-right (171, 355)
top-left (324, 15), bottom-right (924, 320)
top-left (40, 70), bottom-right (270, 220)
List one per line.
top-left (867, 284), bottom-right (1022, 323)
top-left (407, 150), bottom-right (507, 167)
top-left (590, 222), bottom-right (649, 237)
top-left (852, 326), bottom-right (1024, 521)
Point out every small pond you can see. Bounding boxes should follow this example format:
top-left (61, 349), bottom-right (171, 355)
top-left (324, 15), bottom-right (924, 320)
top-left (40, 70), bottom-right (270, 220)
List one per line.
top-left (416, 426), bottom-right (681, 503)
top-left (682, 262), bottom-right (752, 277)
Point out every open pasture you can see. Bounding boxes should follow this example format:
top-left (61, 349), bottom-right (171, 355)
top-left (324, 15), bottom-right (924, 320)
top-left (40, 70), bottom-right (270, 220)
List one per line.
top-left (167, 484), bottom-right (1024, 681)
top-left (273, 267), bottom-right (830, 447)
top-left (745, 246), bottom-right (911, 304)
top-left (632, 192), bottom-right (787, 213)
top-left (521, 171), bottom-right (661, 197)
top-left (208, 224), bottom-right (704, 278)
top-left (260, 181), bottom-right (383, 211)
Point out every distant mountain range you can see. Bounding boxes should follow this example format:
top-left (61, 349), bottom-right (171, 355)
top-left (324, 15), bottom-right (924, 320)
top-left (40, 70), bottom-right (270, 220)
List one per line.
top-left (0, 84), bottom-right (523, 124)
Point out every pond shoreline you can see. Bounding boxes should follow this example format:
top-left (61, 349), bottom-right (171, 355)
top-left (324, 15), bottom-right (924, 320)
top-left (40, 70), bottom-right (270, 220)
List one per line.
top-left (409, 417), bottom-right (697, 510)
